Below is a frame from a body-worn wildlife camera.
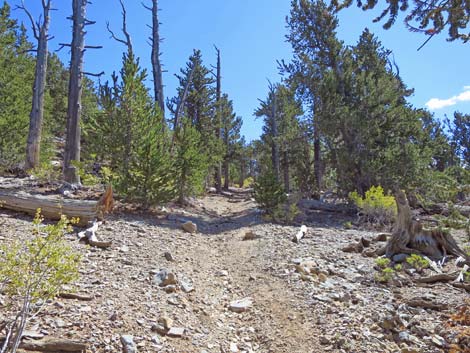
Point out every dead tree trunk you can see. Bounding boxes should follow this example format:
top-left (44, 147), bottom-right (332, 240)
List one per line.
top-left (386, 190), bottom-right (470, 264)
top-left (144, 0), bottom-right (165, 116)
top-left (21, 0), bottom-right (52, 171)
top-left (61, 1), bottom-right (102, 184)
top-left (63, 0), bottom-right (86, 184)
top-left (214, 46), bottom-right (223, 192)
top-left (170, 66), bottom-right (195, 154)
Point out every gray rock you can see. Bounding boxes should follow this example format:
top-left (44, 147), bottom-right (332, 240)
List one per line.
top-left (120, 335), bottom-right (137, 353)
top-left (180, 277), bottom-right (194, 293)
top-left (167, 327), bottom-right (185, 337)
top-left (392, 254), bottom-right (409, 263)
top-left (153, 269), bottom-right (177, 287)
top-left (164, 252), bottom-right (174, 261)
top-left (229, 298), bottom-right (253, 313)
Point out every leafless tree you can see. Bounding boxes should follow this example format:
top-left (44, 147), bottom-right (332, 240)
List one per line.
top-left (19, 0), bottom-right (53, 171)
top-left (61, 0), bottom-right (102, 184)
top-left (143, 0), bottom-right (165, 117)
top-left (213, 46), bottom-right (223, 192)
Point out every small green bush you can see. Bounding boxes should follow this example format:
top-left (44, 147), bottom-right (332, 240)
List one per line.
top-left (349, 186), bottom-right (397, 226)
top-left (406, 254), bottom-right (429, 272)
top-left (253, 172), bottom-right (287, 215)
top-left (243, 176), bottom-right (254, 188)
top-left (30, 161), bottom-right (61, 184)
top-left (375, 267), bottom-right (395, 283)
top-left (375, 257), bottom-right (391, 269)
top-left (0, 210), bottom-right (81, 352)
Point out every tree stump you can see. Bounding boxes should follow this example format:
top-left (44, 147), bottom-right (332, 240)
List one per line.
top-left (386, 190), bottom-right (470, 264)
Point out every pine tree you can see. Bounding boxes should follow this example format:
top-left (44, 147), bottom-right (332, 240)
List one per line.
top-left (220, 94), bottom-right (242, 189)
top-left (284, 0), bottom-right (344, 189)
top-left (173, 117), bottom-right (209, 204)
top-left (88, 49), bottom-right (174, 205)
top-left (449, 112), bottom-right (470, 167)
top-left (0, 3), bottom-right (34, 170)
top-left (332, 0), bottom-right (470, 43)
top-left (169, 49), bottom-right (222, 190)
top-left (255, 83), bottom-right (302, 192)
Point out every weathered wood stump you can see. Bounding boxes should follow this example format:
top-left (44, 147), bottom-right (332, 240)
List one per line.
top-left (386, 190), bottom-right (470, 264)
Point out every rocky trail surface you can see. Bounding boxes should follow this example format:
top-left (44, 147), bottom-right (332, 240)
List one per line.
top-left (1, 189), bottom-right (469, 352)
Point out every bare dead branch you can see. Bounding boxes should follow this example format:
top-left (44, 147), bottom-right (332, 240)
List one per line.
top-left (56, 43), bottom-right (71, 51)
top-left (16, 1), bottom-right (39, 40)
top-left (83, 71), bottom-right (105, 77)
top-left (106, 0), bottom-right (133, 53)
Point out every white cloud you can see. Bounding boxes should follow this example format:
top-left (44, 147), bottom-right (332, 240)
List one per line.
top-left (425, 86), bottom-right (470, 110)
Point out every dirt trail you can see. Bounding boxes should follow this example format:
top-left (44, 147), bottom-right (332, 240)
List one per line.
top-left (1, 189), bottom-right (468, 352)
top-left (175, 191), bottom-right (321, 352)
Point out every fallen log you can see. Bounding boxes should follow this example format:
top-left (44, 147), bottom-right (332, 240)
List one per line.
top-left (0, 186), bottom-right (113, 226)
top-left (0, 337), bottom-right (87, 352)
top-left (405, 298), bottom-right (448, 311)
top-left (415, 272), bottom-right (459, 283)
top-left (298, 199), bottom-right (354, 214)
top-left (58, 292), bottom-right (93, 301)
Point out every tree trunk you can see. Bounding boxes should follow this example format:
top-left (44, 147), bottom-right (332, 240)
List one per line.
top-left (25, 1), bottom-right (51, 170)
top-left (271, 93), bottom-right (280, 182)
top-left (64, 0), bottom-right (87, 184)
top-left (214, 47), bottom-right (222, 192)
top-left (283, 146), bottom-right (290, 192)
top-left (386, 190), bottom-right (470, 264)
top-left (150, 0), bottom-right (165, 117)
top-left (238, 157), bottom-right (245, 187)
top-left (313, 105), bottom-right (322, 190)
top-left (223, 158), bottom-right (229, 190)
top-left (0, 187), bottom-right (113, 226)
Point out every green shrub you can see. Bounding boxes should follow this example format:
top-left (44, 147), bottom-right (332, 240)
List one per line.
top-left (375, 257), bottom-right (391, 269)
top-left (406, 254), bottom-right (429, 272)
top-left (0, 210), bottom-right (81, 352)
top-left (375, 267), bottom-right (395, 283)
top-left (30, 161), bottom-right (61, 184)
top-left (243, 176), bottom-right (254, 188)
top-left (253, 172), bottom-right (287, 216)
top-left (349, 186), bottom-right (397, 226)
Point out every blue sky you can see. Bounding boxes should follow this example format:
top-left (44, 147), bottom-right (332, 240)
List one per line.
top-left (9, 0), bottom-right (470, 141)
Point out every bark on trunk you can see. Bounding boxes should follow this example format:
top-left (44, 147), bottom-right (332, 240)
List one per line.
top-left (214, 47), bottom-right (222, 192)
top-left (313, 109), bottom-right (322, 190)
top-left (223, 158), bottom-right (229, 190)
top-left (25, 1), bottom-right (52, 170)
top-left (150, 0), bottom-right (165, 116)
top-left (283, 146), bottom-right (289, 192)
top-left (0, 188), bottom-right (113, 226)
top-left (64, 0), bottom-right (87, 184)
top-left (386, 190), bottom-right (470, 264)
top-left (0, 337), bottom-right (88, 352)
top-left (271, 93), bottom-right (280, 182)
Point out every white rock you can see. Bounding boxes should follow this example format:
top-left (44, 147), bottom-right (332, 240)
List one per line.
top-left (229, 298), bottom-right (253, 313)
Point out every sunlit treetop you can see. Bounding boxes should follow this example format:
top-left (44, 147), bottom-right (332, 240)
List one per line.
top-left (330, 0), bottom-right (470, 42)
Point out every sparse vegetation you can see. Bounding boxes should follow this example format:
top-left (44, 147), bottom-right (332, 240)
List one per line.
top-left (406, 254), bottom-right (430, 272)
top-left (350, 186), bottom-right (397, 227)
top-left (0, 210), bottom-right (81, 352)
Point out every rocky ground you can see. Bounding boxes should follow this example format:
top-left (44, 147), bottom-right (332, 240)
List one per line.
top-left (1, 188), bottom-right (470, 353)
